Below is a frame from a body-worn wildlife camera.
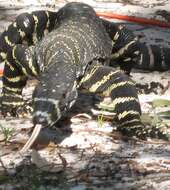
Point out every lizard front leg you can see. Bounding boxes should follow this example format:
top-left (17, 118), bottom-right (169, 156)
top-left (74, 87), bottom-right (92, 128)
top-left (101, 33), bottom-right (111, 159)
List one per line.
top-left (1, 44), bottom-right (39, 116)
top-left (79, 65), bottom-right (169, 140)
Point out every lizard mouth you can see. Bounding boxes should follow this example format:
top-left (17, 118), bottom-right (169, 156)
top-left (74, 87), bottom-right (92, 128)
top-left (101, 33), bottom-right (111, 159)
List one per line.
top-left (20, 124), bottom-right (42, 153)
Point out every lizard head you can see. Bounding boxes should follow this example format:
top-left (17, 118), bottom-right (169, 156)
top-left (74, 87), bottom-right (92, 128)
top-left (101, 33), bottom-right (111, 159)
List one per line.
top-left (32, 70), bottom-right (78, 127)
top-left (20, 70), bottom-right (77, 153)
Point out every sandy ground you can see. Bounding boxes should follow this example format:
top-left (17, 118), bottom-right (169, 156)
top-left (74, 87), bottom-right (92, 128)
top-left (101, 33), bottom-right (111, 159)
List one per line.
top-left (0, 0), bottom-right (170, 189)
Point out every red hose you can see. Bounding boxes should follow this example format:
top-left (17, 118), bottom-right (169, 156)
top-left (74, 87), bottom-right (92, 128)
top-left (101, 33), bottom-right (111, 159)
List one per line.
top-left (97, 12), bottom-right (170, 28)
top-left (0, 69), bottom-right (3, 77)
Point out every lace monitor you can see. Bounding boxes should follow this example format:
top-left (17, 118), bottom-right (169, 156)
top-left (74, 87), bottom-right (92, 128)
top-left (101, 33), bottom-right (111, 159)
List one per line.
top-left (0, 2), bottom-right (169, 148)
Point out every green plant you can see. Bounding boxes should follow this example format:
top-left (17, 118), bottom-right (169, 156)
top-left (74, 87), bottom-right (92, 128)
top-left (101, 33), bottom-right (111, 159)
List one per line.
top-left (141, 98), bottom-right (170, 140)
top-left (97, 114), bottom-right (104, 128)
top-left (0, 125), bottom-right (15, 144)
top-left (96, 100), bottom-right (115, 128)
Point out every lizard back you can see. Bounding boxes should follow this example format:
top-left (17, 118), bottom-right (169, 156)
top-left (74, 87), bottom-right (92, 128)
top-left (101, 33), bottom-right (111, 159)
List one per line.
top-left (35, 5), bottom-right (113, 78)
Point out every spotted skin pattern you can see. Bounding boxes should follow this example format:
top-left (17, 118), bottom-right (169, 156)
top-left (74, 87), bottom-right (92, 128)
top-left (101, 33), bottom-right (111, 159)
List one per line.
top-left (0, 2), bottom-right (169, 140)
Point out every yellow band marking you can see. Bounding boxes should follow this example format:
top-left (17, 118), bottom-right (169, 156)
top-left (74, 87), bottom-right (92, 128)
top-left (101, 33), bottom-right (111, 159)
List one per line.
top-left (88, 70), bottom-right (120, 92)
top-left (12, 46), bottom-right (17, 59)
top-left (4, 75), bottom-right (24, 82)
top-left (0, 52), bottom-right (7, 60)
top-left (123, 57), bottom-right (131, 62)
top-left (17, 60), bottom-right (28, 75)
top-left (2, 101), bottom-right (24, 106)
top-left (113, 31), bottom-right (119, 41)
top-left (3, 92), bottom-right (22, 98)
top-left (79, 66), bottom-right (99, 85)
top-left (103, 81), bottom-right (135, 96)
top-left (118, 110), bottom-right (140, 120)
top-left (5, 60), bottom-right (15, 71)
top-left (32, 15), bottom-right (39, 44)
top-left (12, 46), bottom-right (28, 76)
top-left (111, 38), bottom-right (138, 59)
top-left (46, 11), bottom-right (50, 27)
top-left (18, 29), bottom-right (26, 38)
top-left (28, 59), bottom-right (38, 76)
top-left (3, 85), bottom-right (22, 93)
top-left (119, 119), bottom-right (141, 127)
top-left (5, 36), bottom-right (15, 47)
top-left (147, 44), bottom-right (154, 69)
top-left (109, 97), bottom-right (138, 109)
top-left (139, 52), bottom-right (143, 65)
top-left (44, 11), bottom-right (50, 36)
top-left (134, 50), bottom-right (140, 55)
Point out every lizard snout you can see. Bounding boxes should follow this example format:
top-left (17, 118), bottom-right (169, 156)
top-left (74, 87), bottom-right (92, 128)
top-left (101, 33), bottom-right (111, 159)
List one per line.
top-left (32, 97), bottom-right (61, 127)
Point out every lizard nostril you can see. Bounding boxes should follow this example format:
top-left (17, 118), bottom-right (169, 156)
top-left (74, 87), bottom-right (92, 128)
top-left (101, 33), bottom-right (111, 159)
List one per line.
top-left (33, 114), bottom-right (49, 127)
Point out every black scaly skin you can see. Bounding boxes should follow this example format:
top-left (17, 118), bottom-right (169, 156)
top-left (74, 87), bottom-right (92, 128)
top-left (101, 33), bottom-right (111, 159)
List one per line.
top-left (135, 44), bottom-right (170, 71)
top-left (0, 5), bottom-right (169, 74)
top-left (0, 10), bottom-right (58, 62)
top-left (0, 10), bottom-right (59, 115)
top-left (0, 2), bottom-right (169, 140)
top-left (102, 19), bottom-right (170, 73)
top-left (31, 3), bottom-right (114, 126)
top-left (79, 65), bottom-right (142, 126)
top-left (102, 19), bottom-right (141, 74)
